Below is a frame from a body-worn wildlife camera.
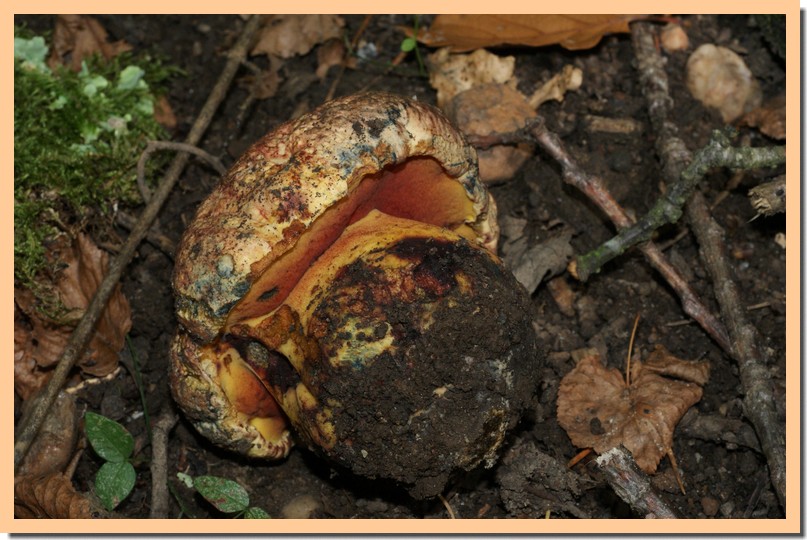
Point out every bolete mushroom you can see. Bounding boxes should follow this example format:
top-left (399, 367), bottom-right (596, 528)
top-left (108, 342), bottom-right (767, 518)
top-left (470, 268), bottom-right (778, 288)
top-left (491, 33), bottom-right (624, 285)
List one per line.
top-left (170, 92), bottom-right (539, 498)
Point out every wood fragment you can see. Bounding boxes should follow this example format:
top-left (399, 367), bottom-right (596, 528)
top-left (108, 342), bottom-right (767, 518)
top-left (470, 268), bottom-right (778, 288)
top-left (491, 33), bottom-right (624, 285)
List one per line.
top-left (748, 175), bottom-right (786, 217)
top-left (595, 446), bottom-right (679, 518)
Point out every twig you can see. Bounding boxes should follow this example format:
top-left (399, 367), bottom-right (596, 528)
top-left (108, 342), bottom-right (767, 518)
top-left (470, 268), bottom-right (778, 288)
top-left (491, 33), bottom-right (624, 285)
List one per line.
top-left (149, 408), bottom-right (178, 519)
top-left (688, 191), bottom-right (786, 508)
top-left (325, 15), bottom-right (372, 102)
top-left (630, 20), bottom-right (786, 509)
top-left (596, 446), bottom-right (678, 518)
top-left (136, 140), bottom-right (226, 202)
top-left (115, 211), bottom-right (175, 258)
top-left (574, 132), bottom-right (785, 280)
top-left (529, 120), bottom-right (732, 353)
top-left (13, 14), bottom-right (264, 472)
top-left (438, 493), bottom-right (457, 519)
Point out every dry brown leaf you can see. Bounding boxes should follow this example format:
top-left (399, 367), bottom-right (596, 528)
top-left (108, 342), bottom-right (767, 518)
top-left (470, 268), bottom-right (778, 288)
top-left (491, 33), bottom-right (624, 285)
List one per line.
top-left (14, 234), bottom-right (131, 399)
top-left (316, 38), bottom-right (346, 79)
top-left (252, 15), bottom-right (345, 59)
top-left (154, 95), bottom-right (177, 130)
top-left (428, 48), bottom-right (517, 108)
top-left (527, 64), bottom-right (583, 109)
top-left (416, 14), bottom-right (645, 52)
top-left (742, 94), bottom-right (786, 140)
top-left (17, 391), bottom-right (79, 478)
top-left (15, 473), bottom-right (95, 518)
top-left (557, 346), bottom-right (709, 473)
top-left (447, 84), bottom-right (535, 182)
top-left (47, 15), bottom-right (132, 72)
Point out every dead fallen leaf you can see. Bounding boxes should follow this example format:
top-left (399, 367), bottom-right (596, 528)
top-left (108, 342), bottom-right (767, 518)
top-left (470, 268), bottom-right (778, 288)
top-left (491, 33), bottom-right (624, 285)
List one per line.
top-left (14, 234), bottom-right (131, 399)
top-left (154, 95), bottom-right (177, 131)
top-left (546, 276), bottom-right (577, 318)
top-left (47, 15), bottom-right (132, 72)
top-left (15, 473), bottom-right (95, 519)
top-left (686, 44), bottom-right (762, 123)
top-left (252, 15), bottom-right (345, 59)
top-left (742, 94), bottom-right (786, 140)
top-left (527, 64), bottom-right (583, 109)
top-left (510, 228), bottom-right (575, 296)
top-left (239, 54), bottom-right (283, 101)
top-left (16, 391), bottom-right (79, 478)
top-left (557, 346), bottom-right (709, 473)
top-left (428, 47), bottom-right (517, 108)
top-left (447, 84), bottom-right (535, 183)
top-left (316, 38), bottom-right (346, 79)
top-left (416, 15), bottom-right (645, 52)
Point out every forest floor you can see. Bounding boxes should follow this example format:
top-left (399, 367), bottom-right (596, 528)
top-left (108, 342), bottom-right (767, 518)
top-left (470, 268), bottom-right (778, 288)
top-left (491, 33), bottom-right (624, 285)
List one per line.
top-left (14, 14), bottom-right (787, 520)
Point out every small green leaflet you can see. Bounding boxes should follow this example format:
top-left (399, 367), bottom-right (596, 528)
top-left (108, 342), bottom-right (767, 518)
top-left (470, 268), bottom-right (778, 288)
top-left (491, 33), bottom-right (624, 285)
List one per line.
top-left (85, 411), bottom-right (134, 463)
top-left (193, 475), bottom-right (250, 514)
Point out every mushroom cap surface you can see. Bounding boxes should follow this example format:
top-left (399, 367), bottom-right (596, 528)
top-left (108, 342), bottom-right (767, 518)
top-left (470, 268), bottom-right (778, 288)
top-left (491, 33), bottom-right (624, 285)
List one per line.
top-left (173, 92), bottom-right (498, 342)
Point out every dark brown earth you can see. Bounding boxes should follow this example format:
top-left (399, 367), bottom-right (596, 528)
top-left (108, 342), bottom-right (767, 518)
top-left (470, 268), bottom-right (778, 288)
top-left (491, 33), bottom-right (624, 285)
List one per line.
top-left (15, 14), bottom-right (786, 519)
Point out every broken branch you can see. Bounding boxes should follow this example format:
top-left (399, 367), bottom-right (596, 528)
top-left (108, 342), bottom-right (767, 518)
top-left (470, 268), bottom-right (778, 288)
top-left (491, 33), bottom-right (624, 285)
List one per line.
top-left (629, 20), bottom-right (786, 509)
top-left (574, 131), bottom-right (785, 279)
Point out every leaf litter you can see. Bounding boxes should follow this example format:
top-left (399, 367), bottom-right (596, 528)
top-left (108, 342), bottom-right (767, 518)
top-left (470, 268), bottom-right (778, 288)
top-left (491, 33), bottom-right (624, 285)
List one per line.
top-left (557, 345), bottom-right (709, 475)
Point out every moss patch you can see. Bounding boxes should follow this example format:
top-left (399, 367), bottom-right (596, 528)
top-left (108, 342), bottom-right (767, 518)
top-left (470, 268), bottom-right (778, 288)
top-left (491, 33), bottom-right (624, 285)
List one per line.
top-left (14, 26), bottom-right (178, 293)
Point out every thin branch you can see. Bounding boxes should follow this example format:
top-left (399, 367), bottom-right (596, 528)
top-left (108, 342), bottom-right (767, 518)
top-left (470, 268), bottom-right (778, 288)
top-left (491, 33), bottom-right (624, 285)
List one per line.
top-left (149, 408), bottom-right (178, 519)
top-left (630, 20), bottom-right (786, 510)
top-left (574, 132), bottom-right (785, 279)
top-left (13, 14), bottom-right (265, 472)
top-left (529, 120), bottom-right (732, 352)
top-left (596, 446), bottom-right (679, 519)
top-left (136, 140), bottom-right (226, 202)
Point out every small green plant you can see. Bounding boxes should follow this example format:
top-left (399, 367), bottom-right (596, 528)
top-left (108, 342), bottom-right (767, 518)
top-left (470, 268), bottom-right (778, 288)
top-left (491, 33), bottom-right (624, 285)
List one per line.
top-left (84, 412), bottom-right (137, 511)
top-left (400, 16), bottom-right (427, 77)
top-left (177, 473), bottom-right (271, 518)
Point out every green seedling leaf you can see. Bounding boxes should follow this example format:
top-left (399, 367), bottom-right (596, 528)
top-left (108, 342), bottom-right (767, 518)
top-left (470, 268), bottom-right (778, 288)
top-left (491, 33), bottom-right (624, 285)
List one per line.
top-left (400, 37), bottom-right (417, 52)
top-left (244, 507), bottom-right (272, 519)
top-left (85, 412), bottom-right (134, 463)
top-left (176, 472), bottom-right (194, 489)
top-left (193, 475), bottom-right (250, 514)
top-left (117, 65), bottom-right (146, 91)
top-left (95, 461), bottom-right (136, 511)
top-left (14, 36), bottom-right (48, 71)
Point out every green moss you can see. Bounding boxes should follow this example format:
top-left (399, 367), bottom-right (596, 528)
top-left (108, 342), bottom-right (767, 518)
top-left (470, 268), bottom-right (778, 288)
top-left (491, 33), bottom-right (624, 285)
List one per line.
top-left (14, 27), bottom-right (180, 292)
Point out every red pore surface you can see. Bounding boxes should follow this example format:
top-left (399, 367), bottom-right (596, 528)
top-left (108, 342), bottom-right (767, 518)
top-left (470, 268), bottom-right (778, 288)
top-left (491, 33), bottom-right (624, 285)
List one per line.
top-left (224, 157), bottom-right (476, 327)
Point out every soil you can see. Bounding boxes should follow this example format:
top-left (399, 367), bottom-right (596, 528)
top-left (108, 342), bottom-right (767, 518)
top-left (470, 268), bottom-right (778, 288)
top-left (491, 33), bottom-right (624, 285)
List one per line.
top-left (15, 15), bottom-right (787, 520)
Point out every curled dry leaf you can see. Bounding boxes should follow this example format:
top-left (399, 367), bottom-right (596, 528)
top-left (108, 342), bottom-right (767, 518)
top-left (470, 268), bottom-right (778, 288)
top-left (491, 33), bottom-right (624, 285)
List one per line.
top-left (557, 345), bottom-right (709, 474)
top-left (742, 94), bottom-right (786, 140)
top-left (316, 39), bottom-right (346, 80)
top-left (527, 64), bottom-right (584, 109)
top-left (252, 15), bottom-right (345, 59)
top-left (416, 14), bottom-right (645, 52)
top-left (14, 234), bottom-right (131, 399)
top-left (16, 391), bottom-right (79, 478)
top-left (447, 84), bottom-right (535, 183)
top-left (15, 472), bottom-right (95, 519)
top-left (428, 47), bottom-right (516, 108)
top-left (47, 14), bottom-right (132, 72)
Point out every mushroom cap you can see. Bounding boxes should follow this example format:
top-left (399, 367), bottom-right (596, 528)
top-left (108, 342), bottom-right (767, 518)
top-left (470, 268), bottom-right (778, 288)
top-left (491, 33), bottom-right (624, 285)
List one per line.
top-left (173, 92), bottom-right (498, 342)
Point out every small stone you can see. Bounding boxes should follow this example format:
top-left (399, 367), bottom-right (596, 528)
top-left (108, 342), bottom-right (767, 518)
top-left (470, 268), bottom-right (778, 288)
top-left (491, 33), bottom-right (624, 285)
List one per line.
top-left (661, 23), bottom-right (689, 52)
top-left (701, 496), bottom-right (720, 517)
top-left (719, 501), bottom-right (735, 518)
